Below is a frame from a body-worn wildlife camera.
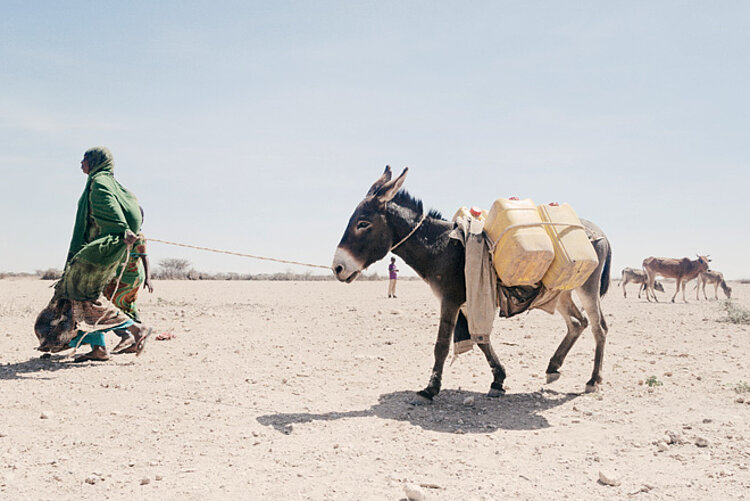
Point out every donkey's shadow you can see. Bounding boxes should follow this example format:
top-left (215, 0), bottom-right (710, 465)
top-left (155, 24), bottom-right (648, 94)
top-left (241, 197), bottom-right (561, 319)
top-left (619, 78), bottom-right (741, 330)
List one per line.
top-left (257, 389), bottom-right (580, 434)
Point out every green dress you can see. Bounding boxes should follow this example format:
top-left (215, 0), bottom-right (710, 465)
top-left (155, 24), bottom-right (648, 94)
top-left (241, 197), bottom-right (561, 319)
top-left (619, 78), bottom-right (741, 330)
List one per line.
top-left (103, 238), bottom-right (148, 321)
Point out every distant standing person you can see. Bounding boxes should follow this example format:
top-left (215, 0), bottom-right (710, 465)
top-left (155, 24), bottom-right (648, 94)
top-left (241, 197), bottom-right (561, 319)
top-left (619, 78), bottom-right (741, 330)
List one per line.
top-left (388, 257), bottom-right (399, 298)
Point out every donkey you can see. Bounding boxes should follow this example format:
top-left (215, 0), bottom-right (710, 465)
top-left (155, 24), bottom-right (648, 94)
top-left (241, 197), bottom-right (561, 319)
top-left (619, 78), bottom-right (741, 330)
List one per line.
top-left (695, 270), bottom-right (732, 300)
top-left (332, 167), bottom-right (612, 401)
top-left (620, 267), bottom-right (664, 298)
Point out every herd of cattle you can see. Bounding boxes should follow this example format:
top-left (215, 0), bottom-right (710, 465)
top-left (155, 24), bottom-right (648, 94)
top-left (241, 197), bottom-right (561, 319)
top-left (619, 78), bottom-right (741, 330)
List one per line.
top-left (620, 255), bottom-right (732, 303)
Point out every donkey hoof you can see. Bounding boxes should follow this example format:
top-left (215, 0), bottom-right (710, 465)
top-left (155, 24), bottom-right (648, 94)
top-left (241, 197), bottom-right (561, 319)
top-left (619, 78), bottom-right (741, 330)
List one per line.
top-left (487, 387), bottom-right (505, 398)
top-left (584, 383), bottom-right (599, 393)
top-left (410, 391), bottom-right (433, 406)
top-left (546, 372), bottom-right (561, 384)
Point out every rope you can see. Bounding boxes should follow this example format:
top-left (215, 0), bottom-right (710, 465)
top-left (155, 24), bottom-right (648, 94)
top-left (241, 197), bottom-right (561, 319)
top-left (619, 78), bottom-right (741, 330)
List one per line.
top-left (145, 238), bottom-right (330, 270)
top-left (489, 222), bottom-right (584, 253)
top-left (390, 214), bottom-right (427, 252)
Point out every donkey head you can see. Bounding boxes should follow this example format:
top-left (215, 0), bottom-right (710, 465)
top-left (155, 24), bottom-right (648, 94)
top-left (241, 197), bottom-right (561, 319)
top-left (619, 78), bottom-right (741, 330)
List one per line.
top-left (332, 166), bottom-right (408, 282)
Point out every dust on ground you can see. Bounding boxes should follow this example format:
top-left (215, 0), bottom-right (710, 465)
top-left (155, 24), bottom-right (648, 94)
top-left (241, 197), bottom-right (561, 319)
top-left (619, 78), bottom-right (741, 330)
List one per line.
top-left (1, 278), bottom-right (748, 500)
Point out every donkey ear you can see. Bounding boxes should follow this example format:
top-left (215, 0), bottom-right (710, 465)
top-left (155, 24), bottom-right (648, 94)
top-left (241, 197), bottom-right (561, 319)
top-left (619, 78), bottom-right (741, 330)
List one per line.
top-left (366, 165), bottom-right (393, 196)
top-left (374, 167), bottom-right (408, 203)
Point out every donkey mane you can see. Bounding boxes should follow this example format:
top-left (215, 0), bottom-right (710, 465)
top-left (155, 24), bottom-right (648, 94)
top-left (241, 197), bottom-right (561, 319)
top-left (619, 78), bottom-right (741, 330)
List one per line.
top-left (392, 190), bottom-right (445, 221)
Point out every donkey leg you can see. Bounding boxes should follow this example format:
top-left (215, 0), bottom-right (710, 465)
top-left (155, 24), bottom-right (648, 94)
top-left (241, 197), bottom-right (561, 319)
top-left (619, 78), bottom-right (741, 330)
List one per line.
top-left (644, 273), bottom-right (656, 302)
top-left (671, 279), bottom-right (681, 303)
top-left (546, 292), bottom-right (587, 384)
top-left (415, 302), bottom-right (460, 402)
top-left (477, 342), bottom-right (507, 397)
top-left (578, 290), bottom-right (608, 393)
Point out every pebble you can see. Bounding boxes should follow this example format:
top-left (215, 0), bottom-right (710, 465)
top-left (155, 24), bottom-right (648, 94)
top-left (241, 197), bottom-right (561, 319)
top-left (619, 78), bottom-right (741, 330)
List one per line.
top-left (85, 476), bottom-right (97, 485)
top-left (598, 470), bottom-right (621, 486)
top-left (695, 437), bottom-right (709, 448)
top-left (735, 397), bottom-right (744, 404)
top-left (40, 411), bottom-right (54, 420)
top-left (666, 431), bottom-right (683, 444)
top-left (657, 441), bottom-right (669, 452)
top-left (155, 474), bottom-right (164, 481)
top-left (629, 485), bottom-right (653, 495)
top-left (463, 396), bottom-right (475, 407)
top-left (404, 484), bottom-right (425, 501)
top-left (141, 477), bottom-right (151, 485)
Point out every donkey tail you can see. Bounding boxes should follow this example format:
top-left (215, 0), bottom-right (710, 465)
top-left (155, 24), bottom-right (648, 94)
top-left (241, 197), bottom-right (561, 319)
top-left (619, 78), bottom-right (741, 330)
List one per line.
top-left (599, 242), bottom-right (612, 297)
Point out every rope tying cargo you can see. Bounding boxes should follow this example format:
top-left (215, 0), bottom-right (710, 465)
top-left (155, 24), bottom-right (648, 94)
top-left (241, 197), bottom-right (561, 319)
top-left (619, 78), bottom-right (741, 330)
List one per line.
top-left (489, 222), bottom-right (585, 253)
top-left (145, 238), bottom-right (331, 270)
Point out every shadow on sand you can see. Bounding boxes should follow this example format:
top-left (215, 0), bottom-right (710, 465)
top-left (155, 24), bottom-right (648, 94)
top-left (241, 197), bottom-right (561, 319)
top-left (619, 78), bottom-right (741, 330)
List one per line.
top-left (0, 353), bottom-right (104, 380)
top-left (257, 388), bottom-right (580, 435)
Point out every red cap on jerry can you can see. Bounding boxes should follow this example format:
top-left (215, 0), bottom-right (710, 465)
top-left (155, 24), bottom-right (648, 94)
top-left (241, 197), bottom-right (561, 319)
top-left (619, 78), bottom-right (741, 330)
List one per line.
top-left (549, 202), bottom-right (559, 206)
top-left (509, 197), bottom-right (519, 201)
top-left (469, 206), bottom-right (482, 217)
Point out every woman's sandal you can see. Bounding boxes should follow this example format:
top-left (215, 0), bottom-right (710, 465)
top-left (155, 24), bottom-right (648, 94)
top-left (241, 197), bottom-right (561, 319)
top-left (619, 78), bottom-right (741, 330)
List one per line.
top-left (72, 352), bottom-right (110, 363)
top-left (120, 328), bottom-right (153, 356)
top-left (112, 334), bottom-right (136, 354)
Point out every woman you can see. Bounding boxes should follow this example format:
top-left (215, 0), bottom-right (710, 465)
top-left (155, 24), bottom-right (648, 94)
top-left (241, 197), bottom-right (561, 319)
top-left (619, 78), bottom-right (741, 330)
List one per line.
top-left (35, 147), bottom-right (151, 362)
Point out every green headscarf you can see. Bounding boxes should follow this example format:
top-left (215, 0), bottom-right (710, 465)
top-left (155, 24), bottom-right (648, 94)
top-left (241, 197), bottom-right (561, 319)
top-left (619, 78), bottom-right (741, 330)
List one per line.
top-left (60, 147), bottom-right (143, 301)
top-left (67, 147), bottom-right (116, 261)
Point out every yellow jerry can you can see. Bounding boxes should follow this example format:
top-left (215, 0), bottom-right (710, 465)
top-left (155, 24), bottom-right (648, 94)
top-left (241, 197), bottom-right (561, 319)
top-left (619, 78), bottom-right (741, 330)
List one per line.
top-left (537, 202), bottom-right (599, 290)
top-left (484, 198), bottom-right (554, 286)
top-left (452, 206), bottom-right (487, 222)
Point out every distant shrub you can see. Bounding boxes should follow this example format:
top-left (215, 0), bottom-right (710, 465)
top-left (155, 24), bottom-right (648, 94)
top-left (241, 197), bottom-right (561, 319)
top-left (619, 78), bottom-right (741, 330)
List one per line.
top-left (38, 268), bottom-right (62, 280)
top-left (645, 376), bottom-right (663, 387)
top-left (721, 300), bottom-right (750, 325)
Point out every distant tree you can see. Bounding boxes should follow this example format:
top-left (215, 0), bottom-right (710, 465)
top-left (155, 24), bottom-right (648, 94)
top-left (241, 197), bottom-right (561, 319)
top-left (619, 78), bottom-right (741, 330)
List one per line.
top-left (157, 258), bottom-right (192, 279)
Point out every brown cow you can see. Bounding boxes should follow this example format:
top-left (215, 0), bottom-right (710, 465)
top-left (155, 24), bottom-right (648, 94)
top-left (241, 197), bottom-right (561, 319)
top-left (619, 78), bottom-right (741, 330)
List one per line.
top-left (642, 255), bottom-right (711, 303)
top-left (696, 270), bottom-right (732, 300)
top-left (620, 267), bottom-right (664, 298)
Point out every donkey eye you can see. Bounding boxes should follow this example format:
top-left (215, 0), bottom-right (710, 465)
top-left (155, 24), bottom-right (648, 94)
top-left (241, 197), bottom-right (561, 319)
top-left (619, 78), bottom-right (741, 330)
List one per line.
top-left (356, 221), bottom-right (371, 230)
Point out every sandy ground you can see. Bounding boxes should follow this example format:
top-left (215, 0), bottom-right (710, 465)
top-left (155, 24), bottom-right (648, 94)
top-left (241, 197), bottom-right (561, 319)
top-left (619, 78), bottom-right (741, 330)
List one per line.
top-left (0, 277), bottom-right (749, 500)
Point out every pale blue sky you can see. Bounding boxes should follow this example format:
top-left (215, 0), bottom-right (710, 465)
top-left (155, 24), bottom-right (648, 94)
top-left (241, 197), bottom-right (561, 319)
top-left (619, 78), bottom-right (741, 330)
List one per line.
top-left (1, 1), bottom-right (748, 278)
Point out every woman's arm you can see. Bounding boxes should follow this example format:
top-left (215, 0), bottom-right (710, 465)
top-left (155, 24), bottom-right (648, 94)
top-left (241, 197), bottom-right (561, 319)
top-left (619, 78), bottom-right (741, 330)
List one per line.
top-left (140, 243), bottom-right (154, 293)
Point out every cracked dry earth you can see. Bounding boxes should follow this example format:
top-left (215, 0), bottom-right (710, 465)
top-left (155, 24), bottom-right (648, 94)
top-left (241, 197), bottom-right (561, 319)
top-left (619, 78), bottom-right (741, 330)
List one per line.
top-left (0, 278), bottom-right (748, 500)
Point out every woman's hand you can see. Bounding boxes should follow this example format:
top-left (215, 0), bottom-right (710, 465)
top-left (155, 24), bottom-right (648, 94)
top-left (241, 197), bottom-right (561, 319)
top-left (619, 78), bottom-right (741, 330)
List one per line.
top-left (143, 278), bottom-right (154, 293)
top-left (123, 230), bottom-right (138, 245)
